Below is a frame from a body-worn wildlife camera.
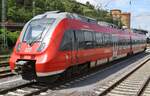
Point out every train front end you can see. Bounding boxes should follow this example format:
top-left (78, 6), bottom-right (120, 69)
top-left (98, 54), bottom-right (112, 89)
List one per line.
top-left (9, 12), bottom-right (67, 81)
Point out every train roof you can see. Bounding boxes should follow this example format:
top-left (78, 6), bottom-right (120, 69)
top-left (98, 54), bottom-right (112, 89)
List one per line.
top-left (31, 11), bottom-right (97, 24)
top-left (32, 11), bottom-right (68, 20)
top-left (98, 21), bottom-right (119, 29)
top-left (31, 11), bottom-right (145, 35)
top-left (131, 28), bottom-right (148, 35)
top-left (32, 11), bottom-right (123, 30)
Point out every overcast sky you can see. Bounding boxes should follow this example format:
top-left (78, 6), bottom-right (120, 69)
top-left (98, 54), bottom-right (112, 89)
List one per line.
top-left (76, 0), bottom-right (150, 33)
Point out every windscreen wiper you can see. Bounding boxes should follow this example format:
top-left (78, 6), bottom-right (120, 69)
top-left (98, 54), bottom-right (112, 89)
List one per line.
top-left (27, 32), bottom-right (43, 46)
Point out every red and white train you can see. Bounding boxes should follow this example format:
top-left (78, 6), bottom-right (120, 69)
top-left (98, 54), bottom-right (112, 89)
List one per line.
top-left (9, 11), bottom-right (147, 81)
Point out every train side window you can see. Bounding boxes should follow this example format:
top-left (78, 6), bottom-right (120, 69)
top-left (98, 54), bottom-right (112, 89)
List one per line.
top-left (95, 32), bottom-right (102, 47)
top-left (92, 32), bottom-right (97, 48)
top-left (109, 34), bottom-right (112, 46)
top-left (84, 31), bottom-right (93, 49)
top-left (99, 33), bottom-right (103, 47)
top-left (75, 30), bottom-right (85, 50)
top-left (105, 33), bottom-right (110, 47)
top-left (60, 30), bottom-right (74, 51)
top-left (103, 33), bottom-right (107, 47)
top-left (103, 33), bottom-right (107, 46)
top-left (95, 33), bottom-right (98, 47)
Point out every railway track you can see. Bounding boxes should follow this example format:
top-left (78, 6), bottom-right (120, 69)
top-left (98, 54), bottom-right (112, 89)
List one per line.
top-left (0, 76), bottom-right (80, 96)
top-left (92, 57), bottom-right (150, 96)
top-left (0, 55), bottom-right (10, 68)
top-left (141, 77), bottom-right (150, 96)
top-left (0, 55), bottom-right (10, 61)
top-left (0, 81), bottom-right (50, 96)
top-left (0, 53), bottom-right (149, 96)
top-left (0, 55), bottom-right (15, 79)
top-left (0, 67), bottom-right (14, 79)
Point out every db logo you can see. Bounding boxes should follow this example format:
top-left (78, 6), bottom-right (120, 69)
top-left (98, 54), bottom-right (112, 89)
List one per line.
top-left (25, 47), bottom-right (32, 52)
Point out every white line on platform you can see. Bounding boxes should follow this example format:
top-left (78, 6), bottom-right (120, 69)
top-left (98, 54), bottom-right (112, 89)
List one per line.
top-left (0, 77), bottom-right (22, 85)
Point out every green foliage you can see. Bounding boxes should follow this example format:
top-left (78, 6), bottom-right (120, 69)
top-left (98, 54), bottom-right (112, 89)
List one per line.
top-left (0, 0), bottom-right (1, 20)
top-left (7, 31), bottom-right (19, 47)
top-left (7, 0), bottom-right (33, 22)
top-left (0, 0), bottom-right (122, 26)
top-left (0, 28), bottom-right (19, 47)
top-left (5, 0), bottom-right (120, 25)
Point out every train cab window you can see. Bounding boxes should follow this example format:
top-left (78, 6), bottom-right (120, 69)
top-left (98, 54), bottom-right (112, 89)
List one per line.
top-left (23, 18), bottom-right (55, 42)
top-left (60, 30), bottom-right (74, 51)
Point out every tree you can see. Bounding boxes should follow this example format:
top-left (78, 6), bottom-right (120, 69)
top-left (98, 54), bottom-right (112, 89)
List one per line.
top-left (24, 0), bottom-right (33, 7)
top-left (0, 0), bottom-right (2, 21)
top-left (16, 0), bottom-right (24, 7)
top-left (72, 3), bottom-right (83, 14)
top-left (5, 0), bottom-right (120, 26)
top-left (7, 0), bottom-right (32, 22)
top-left (86, 1), bottom-right (94, 9)
top-left (46, 0), bottom-right (65, 11)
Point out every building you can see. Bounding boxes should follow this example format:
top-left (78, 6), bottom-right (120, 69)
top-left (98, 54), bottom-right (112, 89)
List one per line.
top-left (121, 13), bottom-right (131, 29)
top-left (110, 9), bottom-right (121, 21)
top-left (110, 9), bottom-right (131, 29)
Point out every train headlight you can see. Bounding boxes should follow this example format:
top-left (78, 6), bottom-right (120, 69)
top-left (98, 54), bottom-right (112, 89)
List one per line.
top-left (37, 43), bottom-right (46, 52)
top-left (16, 43), bottom-right (21, 52)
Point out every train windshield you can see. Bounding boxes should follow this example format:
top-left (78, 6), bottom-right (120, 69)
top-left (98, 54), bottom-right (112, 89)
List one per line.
top-left (23, 18), bottom-right (55, 43)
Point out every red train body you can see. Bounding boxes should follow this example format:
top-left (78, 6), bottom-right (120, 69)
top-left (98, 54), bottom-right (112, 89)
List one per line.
top-left (9, 11), bottom-right (147, 81)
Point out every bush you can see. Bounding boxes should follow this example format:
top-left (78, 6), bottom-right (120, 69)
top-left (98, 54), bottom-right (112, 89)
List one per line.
top-left (0, 29), bottom-right (19, 48)
top-left (7, 31), bottom-right (20, 47)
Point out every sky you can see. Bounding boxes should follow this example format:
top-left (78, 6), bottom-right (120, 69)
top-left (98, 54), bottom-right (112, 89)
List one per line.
top-left (76, 0), bottom-right (150, 34)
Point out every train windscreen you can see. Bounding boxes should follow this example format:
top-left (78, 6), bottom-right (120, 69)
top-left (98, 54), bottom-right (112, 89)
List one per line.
top-left (22, 18), bottom-right (55, 43)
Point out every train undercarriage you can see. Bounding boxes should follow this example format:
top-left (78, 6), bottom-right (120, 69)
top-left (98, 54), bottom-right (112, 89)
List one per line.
top-left (14, 60), bottom-right (90, 83)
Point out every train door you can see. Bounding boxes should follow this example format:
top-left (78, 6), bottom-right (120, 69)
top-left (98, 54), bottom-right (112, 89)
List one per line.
top-left (73, 30), bottom-right (85, 64)
top-left (60, 30), bottom-right (74, 66)
top-left (68, 30), bottom-right (76, 65)
top-left (70, 30), bottom-right (78, 65)
top-left (112, 35), bottom-right (118, 59)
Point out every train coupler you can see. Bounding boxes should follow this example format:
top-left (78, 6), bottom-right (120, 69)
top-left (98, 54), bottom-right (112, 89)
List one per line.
top-left (15, 61), bottom-right (29, 74)
top-left (15, 60), bottom-right (37, 80)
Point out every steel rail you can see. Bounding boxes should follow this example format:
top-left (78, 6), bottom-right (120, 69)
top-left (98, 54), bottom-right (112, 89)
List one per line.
top-left (98, 58), bottom-right (150, 96)
top-left (0, 82), bottom-right (35, 94)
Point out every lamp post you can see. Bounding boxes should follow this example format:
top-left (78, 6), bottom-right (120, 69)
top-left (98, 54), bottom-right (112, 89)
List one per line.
top-left (32, 1), bottom-right (35, 16)
top-left (1, 0), bottom-right (8, 49)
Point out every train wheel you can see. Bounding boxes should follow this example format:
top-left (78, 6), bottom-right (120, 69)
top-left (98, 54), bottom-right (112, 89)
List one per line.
top-left (65, 67), bottom-right (72, 79)
top-left (144, 47), bottom-right (147, 51)
top-left (60, 67), bottom-right (73, 80)
top-left (72, 65), bottom-right (79, 75)
top-left (60, 63), bottom-right (90, 80)
top-left (127, 52), bottom-right (133, 57)
top-left (36, 75), bottom-right (59, 84)
top-left (79, 63), bottom-right (90, 74)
